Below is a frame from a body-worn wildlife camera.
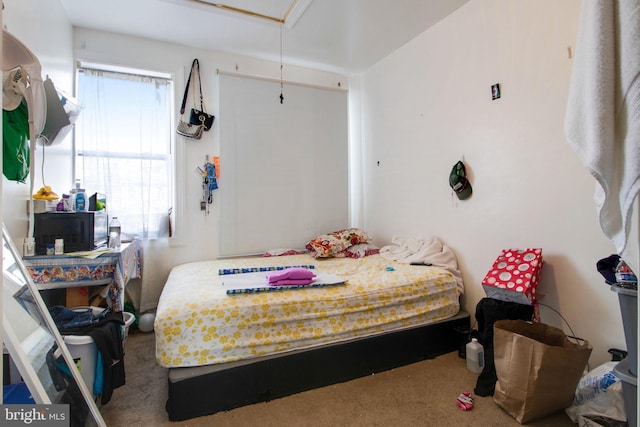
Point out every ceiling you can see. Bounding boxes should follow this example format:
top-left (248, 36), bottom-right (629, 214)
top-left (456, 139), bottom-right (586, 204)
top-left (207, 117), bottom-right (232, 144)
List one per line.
top-left (59, 0), bottom-right (469, 74)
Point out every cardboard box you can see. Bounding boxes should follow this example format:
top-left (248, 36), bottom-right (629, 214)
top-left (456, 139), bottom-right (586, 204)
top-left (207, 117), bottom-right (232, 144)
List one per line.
top-left (481, 248), bottom-right (543, 305)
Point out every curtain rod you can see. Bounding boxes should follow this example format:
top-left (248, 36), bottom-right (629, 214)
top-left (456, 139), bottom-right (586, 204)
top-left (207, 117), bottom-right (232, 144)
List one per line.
top-left (216, 69), bottom-right (347, 93)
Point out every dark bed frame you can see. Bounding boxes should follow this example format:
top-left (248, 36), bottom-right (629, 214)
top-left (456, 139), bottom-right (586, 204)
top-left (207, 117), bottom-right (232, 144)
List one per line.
top-left (165, 310), bottom-right (470, 421)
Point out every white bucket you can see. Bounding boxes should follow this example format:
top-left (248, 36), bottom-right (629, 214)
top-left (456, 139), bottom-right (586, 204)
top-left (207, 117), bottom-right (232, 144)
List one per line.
top-left (64, 306), bottom-right (134, 395)
top-left (64, 334), bottom-right (98, 395)
top-left (122, 311), bottom-right (135, 345)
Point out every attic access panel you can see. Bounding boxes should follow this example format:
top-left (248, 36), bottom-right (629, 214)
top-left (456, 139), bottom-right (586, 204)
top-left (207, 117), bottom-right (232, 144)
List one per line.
top-left (191, 0), bottom-right (313, 27)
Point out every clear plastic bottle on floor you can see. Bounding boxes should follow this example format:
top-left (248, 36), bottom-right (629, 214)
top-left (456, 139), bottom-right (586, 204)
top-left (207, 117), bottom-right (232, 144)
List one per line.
top-left (108, 216), bottom-right (121, 249)
top-left (466, 338), bottom-right (484, 374)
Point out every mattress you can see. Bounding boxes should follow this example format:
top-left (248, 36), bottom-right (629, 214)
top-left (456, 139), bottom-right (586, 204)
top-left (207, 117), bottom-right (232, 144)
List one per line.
top-left (155, 254), bottom-right (462, 368)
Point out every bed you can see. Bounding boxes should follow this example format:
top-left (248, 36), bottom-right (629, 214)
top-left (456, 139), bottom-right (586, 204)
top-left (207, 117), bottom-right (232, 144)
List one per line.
top-left (156, 235), bottom-right (469, 421)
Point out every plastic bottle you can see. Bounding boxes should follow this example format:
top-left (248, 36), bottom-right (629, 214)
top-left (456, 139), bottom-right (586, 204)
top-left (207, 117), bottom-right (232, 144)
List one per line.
top-left (69, 185), bottom-right (77, 211)
top-left (466, 338), bottom-right (484, 374)
top-left (23, 237), bottom-right (35, 257)
top-left (75, 182), bottom-right (87, 212)
top-left (76, 188), bottom-right (88, 212)
top-left (615, 259), bottom-right (637, 284)
top-left (108, 217), bottom-right (121, 249)
top-left (75, 190), bottom-right (86, 211)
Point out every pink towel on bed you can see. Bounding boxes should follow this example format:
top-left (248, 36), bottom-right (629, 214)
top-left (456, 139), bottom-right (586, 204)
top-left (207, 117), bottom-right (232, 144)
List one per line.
top-left (269, 278), bottom-right (315, 287)
top-left (266, 268), bottom-right (316, 283)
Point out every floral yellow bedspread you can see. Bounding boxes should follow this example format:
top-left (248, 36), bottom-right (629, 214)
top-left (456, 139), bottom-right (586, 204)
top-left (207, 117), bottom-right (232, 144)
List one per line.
top-left (155, 254), bottom-right (461, 368)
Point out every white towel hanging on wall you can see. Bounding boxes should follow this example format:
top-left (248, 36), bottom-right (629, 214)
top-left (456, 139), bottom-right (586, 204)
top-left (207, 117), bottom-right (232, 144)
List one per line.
top-left (564, 0), bottom-right (640, 274)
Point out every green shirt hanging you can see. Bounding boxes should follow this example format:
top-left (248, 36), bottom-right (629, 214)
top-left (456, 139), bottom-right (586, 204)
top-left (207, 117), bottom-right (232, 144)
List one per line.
top-left (3, 101), bottom-right (30, 182)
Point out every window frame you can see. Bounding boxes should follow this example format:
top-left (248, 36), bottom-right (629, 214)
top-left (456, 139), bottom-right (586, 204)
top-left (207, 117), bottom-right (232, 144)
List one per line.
top-left (73, 60), bottom-right (181, 242)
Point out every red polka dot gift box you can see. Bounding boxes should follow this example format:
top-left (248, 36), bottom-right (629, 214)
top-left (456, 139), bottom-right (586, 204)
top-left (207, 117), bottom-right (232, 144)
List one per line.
top-left (481, 248), bottom-right (543, 305)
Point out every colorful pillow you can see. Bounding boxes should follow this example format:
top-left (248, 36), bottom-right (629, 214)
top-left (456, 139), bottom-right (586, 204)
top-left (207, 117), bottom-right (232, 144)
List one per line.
top-left (306, 228), bottom-right (371, 258)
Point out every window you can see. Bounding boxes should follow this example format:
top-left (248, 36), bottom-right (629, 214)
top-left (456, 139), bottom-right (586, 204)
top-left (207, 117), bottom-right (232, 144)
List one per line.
top-left (75, 64), bottom-right (174, 240)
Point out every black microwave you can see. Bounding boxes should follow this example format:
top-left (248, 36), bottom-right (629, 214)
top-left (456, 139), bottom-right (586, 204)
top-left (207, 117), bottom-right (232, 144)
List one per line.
top-left (33, 211), bottom-right (108, 255)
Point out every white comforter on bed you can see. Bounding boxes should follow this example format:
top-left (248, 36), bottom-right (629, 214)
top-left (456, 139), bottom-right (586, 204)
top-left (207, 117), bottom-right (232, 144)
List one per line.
top-left (379, 236), bottom-right (464, 292)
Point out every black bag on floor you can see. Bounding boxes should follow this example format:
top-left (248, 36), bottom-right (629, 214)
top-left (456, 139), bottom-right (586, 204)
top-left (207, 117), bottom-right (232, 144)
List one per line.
top-left (473, 297), bottom-right (534, 397)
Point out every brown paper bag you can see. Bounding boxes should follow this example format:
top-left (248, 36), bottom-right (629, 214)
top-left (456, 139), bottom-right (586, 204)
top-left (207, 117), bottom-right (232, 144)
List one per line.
top-left (493, 319), bottom-right (592, 424)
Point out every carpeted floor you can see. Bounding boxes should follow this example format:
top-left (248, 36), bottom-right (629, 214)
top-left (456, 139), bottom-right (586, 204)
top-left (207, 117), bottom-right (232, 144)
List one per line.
top-left (99, 330), bottom-right (576, 426)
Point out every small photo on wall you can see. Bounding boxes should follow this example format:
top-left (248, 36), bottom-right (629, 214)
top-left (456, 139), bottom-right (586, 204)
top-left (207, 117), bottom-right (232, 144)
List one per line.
top-left (491, 83), bottom-right (501, 100)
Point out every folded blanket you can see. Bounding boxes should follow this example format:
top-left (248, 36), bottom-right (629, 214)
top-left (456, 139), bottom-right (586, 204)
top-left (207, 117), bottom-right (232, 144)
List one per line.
top-left (266, 267), bottom-right (316, 283)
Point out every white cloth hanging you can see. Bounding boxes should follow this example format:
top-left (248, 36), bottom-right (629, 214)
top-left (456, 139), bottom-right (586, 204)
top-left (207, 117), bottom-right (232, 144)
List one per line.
top-left (564, 0), bottom-right (640, 274)
top-left (3, 30), bottom-right (46, 134)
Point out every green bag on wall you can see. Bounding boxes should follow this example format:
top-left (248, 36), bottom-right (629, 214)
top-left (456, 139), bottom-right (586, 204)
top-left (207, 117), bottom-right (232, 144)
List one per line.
top-left (3, 101), bottom-right (30, 183)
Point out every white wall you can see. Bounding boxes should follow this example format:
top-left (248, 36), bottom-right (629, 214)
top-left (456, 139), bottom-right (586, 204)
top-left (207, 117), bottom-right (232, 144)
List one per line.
top-left (356, 0), bottom-right (625, 367)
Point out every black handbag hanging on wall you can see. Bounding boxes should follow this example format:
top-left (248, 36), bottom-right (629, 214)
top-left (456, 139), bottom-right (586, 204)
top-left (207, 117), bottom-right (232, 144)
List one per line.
top-left (176, 59), bottom-right (203, 140)
top-left (188, 59), bottom-right (215, 131)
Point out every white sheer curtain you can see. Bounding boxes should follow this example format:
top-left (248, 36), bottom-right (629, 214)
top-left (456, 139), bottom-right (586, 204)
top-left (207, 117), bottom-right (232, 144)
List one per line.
top-left (75, 67), bottom-right (173, 240)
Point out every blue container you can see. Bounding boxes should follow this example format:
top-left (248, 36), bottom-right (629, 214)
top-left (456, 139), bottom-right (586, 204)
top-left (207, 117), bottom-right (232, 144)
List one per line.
top-left (3, 382), bottom-right (35, 404)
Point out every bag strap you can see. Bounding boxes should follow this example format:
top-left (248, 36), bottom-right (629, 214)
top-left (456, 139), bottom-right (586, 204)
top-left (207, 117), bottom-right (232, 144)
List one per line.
top-left (180, 59), bottom-right (198, 115)
top-left (193, 59), bottom-right (206, 112)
